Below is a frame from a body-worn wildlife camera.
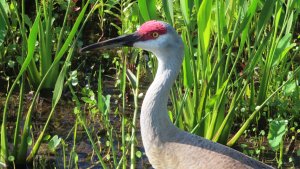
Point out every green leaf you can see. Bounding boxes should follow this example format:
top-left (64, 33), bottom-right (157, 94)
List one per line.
top-left (267, 119), bottom-right (288, 151)
top-left (0, 2), bottom-right (8, 46)
top-left (283, 81), bottom-right (296, 96)
top-left (182, 31), bottom-right (193, 89)
top-left (104, 95), bottom-right (111, 114)
top-left (73, 151), bottom-right (78, 163)
top-left (27, 136), bottom-right (32, 146)
top-left (180, 0), bottom-right (193, 26)
top-left (48, 135), bottom-right (62, 152)
top-left (52, 59), bottom-right (69, 106)
top-left (7, 60), bottom-right (15, 68)
top-left (197, 0), bottom-right (212, 55)
top-left (0, 0), bottom-right (9, 14)
top-left (7, 156), bottom-right (14, 162)
top-left (147, 0), bottom-right (157, 20)
top-left (20, 14), bottom-right (40, 76)
top-left (218, 1), bottom-right (229, 44)
top-left (272, 33), bottom-right (293, 67)
top-left (285, 11), bottom-right (294, 35)
top-left (256, 0), bottom-right (275, 37)
top-left (138, 0), bottom-right (157, 21)
top-left (97, 66), bottom-right (105, 113)
top-left (234, 0), bottom-right (258, 40)
top-left (162, 0), bottom-right (174, 25)
top-left (207, 80), bottom-right (228, 107)
top-left (126, 69), bottom-right (137, 89)
top-left (43, 134), bottom-right (51, 141)
top-left (135, 151), bottom-right (142, 158)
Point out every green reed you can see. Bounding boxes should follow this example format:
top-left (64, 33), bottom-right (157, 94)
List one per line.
top-left (1, 0), bottom-right (97, 166)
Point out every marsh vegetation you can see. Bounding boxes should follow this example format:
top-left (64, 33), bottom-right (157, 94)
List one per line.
top-left (0, 0), bottom-right (300, 168)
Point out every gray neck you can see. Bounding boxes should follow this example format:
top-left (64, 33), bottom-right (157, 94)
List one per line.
top-left (140, 50), bottom-right (183, 150)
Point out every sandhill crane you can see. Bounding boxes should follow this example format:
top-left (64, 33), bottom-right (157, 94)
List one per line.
top-left (80, 20), bottom-right (273, 169)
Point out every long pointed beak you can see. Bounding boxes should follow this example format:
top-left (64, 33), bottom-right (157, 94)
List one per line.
top-left (80, 33), bottom-right (140, 53)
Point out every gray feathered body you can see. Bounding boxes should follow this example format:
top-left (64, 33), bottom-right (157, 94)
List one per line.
top-left (138, 22), bottom-right (273, 169)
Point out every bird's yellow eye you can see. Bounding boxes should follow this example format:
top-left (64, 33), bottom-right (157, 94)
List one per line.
top-left (152, 32), bottom-right (159, 38)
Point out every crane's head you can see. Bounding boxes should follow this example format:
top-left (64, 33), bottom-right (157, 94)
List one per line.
top-left (80, 20), bottom-right (183, 56)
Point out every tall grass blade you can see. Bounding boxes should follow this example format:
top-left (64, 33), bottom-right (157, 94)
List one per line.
top-left (272, 33), bottom-right (294, 67)
top-left (180, 0), bottom-right (193, 26)
top-left (181, 31), bottom-right (193, 89)
top-left (13, 75), bottom-right (25, 158)
top-left (162, 0), bottom-right (173, 25)
top-left (40, 0), bottom-right (56, 88)
top-left (1, 11), bottom-right (40, 164)
top-left (130, 63), bottom-right (140, 169)
top-left (121, 56), bottom-right (127, 169)
top-left (97, 66), bottom-right (105, 113)
top-left (0, 1), bottom-right (8, 46)
top-left (137, 0), bottom-right (157, 21)
top-left (255, 0), bottom-right (276, 40)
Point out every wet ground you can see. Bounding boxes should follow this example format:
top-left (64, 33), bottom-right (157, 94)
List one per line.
top-left (0, 79), bottom-right (299, 169)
